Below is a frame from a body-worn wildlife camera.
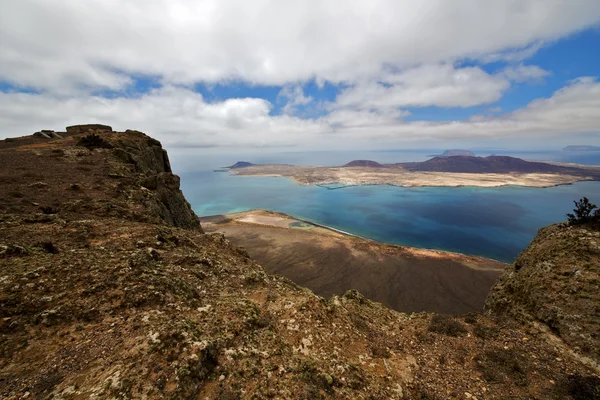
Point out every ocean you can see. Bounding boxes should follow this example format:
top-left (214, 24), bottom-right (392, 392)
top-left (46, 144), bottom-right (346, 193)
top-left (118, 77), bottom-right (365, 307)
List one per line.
top-left (174, 149), bottom-right (600, 263)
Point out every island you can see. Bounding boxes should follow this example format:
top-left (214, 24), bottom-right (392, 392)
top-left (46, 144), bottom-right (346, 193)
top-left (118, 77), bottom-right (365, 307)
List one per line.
top-left (428, 149), bottom-right (476, 157)
top-left (225, 155), bottom-right (600, 188)
top-left (563, 145), bottom-right (600, 151)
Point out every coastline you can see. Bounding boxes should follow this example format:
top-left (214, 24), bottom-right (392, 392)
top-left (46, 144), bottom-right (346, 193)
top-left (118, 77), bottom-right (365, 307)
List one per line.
top-left (200, 209), bottom-right (509, 265)
top-left (230, 169), bottom-right (594, 189)
top-left (200, 209), bottom-right (508, 314)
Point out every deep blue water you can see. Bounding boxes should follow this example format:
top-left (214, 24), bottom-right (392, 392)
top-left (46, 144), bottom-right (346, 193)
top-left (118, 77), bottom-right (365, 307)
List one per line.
top-left (175, 149), bottom-right (600, 263)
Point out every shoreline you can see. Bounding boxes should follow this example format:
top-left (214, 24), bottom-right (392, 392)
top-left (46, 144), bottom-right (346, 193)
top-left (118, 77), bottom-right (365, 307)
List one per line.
top-left (200, 209), bottom-right (510, 265)
top-left (229, 170), bottom-right (593, 189)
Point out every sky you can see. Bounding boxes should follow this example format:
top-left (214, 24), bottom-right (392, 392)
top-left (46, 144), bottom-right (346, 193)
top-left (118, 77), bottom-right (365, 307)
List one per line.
top-left (0, 0), bottom-right (599, 153)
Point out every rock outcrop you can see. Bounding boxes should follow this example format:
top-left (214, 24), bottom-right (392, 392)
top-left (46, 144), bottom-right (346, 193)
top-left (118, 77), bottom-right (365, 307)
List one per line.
top-left (1, 126), bottom-right (200, 231)
top-left (66, 124), bottom-right (113, 134)
top-left (485, 222), bottom-right (600, 366)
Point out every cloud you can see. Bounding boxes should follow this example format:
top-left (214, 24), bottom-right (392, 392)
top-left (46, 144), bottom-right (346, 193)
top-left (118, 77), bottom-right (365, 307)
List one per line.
top-left (278, 85), bottom-right (313, 115)
top-left (331, 62), bottom-right (551, 113)
top-left (501, 64), bottom-right (551, 83)
top-left (334, 64), bottom-right (510, 109)
top-left (480, 41), bottom-right (545, 64)
top-left (0, 86), bottom-right (325, 148)
top-left (1, 77), bottom-right (599, 150)
top-left (1, 0), bottom-right (599, 92)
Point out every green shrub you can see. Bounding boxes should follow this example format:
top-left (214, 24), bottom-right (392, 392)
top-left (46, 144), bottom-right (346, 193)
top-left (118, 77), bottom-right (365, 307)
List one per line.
top-left (567, 197), bottom-right (600, 226)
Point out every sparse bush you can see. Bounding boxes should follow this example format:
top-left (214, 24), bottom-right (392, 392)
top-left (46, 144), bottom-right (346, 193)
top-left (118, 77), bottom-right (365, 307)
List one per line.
top-left (564, 374), bottom-right (600, 400)
top-left (567, 197), bottom-right (600, 226)
top-left (476, 348), bottom-right (527, 386)
top-left (428, 314), bottom-right (467, 337)
top-left (473, 323), bottom-right (499, 340)
top-left (463, 312), bottom-right (478, 324)
top-left (77, 133), bottom-right (113, 150)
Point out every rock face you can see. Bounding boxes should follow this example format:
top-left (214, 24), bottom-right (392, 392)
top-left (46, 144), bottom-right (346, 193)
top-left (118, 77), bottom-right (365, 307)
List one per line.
top-left (66, 124), bottom-right (113, 134)
top-left (485, 222), bottom-right (600, 365)
top-left (342, 160), bottom-right (384, 168)
top-left (1, 126), bottom-right (200, 231)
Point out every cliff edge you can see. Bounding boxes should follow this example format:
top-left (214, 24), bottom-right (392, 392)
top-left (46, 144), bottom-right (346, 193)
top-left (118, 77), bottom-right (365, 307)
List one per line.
top-left (0, 125), bottom-right (200, 230)
top-left (485, 222), bottom-right (600, 367)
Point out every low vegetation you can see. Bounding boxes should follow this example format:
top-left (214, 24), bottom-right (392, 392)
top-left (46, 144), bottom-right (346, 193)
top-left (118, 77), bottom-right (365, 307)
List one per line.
top-left (427, 314), bottom-right (467, 337)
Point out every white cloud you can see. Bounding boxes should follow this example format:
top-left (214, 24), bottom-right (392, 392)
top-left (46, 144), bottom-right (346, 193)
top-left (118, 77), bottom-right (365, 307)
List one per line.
top-left (331, 63), bottom-right (551, 112)
top-left (278, 85), bottom-right (313, 115)
top-left (0, 86), bottom-right (325, 148)
top-left (480, 41), bottom-right (545, 64)
top-left (1, 0), bottom-right (599, 92)
top-left (1, 78), bottom-right (599, 150)
top-left (335, 64), bottom-right (510, 109)
top-left (501, 64), bottom-right (551, 83)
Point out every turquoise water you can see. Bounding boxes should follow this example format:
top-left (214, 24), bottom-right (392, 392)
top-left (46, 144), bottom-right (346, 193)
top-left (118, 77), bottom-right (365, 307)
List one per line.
top-left (176, 150), bottom-right (600, 263)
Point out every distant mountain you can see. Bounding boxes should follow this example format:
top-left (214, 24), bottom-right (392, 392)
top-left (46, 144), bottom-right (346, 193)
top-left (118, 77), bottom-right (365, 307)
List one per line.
top-left (563, 145), bottom-right (600, 151)
top-left (399, 155), bottom-right (596, 175)
top-left (440, 149), bottom-right (476, 157)
top-left (342, 160), bottom-right (384, 168)
top-left (227, 161), bottom-right (255, 169)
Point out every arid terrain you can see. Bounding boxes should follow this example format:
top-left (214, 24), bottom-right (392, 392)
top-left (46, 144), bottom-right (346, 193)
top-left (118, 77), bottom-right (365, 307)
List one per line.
top-left (1, 126), bottom-right (599, 399)
top-left (229, 157), bottom-right (600, 188)
top-left (201, 210), bottom-right (506, 314)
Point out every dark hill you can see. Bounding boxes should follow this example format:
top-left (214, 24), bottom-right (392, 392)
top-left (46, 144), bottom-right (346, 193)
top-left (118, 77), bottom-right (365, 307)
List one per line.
top-left (227, 161), bottom-right (254, 169)
top-left (399, 155), bottom-right (597, 176)
top-left (342, 160), bottom-right (384, 168)
top-left (441, 149), bottom-right (476, 157)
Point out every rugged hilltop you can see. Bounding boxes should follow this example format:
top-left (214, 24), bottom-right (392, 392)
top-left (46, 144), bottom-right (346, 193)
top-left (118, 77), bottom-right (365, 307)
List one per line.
top-left (399, 155), bottom-right (600, 176)
top-left (1, 126), bottom-right (599, 399)
top-left (343, 160), bottom-right (385, 168)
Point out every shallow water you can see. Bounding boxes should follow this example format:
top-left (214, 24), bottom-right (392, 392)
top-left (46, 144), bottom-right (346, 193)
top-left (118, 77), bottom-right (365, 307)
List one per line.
top-left (176, 149), bottom-right (600, 263)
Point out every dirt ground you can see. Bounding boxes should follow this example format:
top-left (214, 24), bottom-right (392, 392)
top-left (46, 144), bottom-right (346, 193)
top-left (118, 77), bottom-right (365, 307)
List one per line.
top-left (201, 210), bottom-right (506, 314)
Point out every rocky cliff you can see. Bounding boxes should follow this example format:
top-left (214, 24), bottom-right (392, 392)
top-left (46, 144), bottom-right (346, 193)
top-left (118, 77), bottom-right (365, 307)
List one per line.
top-left (1, 126), bottom-right (599, 399)
top-left (485, 222), bottom-right (600, 368)
top-left (0, 125), bottom-right (200, 231)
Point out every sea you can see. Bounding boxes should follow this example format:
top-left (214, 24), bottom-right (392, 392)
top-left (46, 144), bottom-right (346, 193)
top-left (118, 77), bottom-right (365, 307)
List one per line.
top-left (173, 149), bottom-right (600, 263)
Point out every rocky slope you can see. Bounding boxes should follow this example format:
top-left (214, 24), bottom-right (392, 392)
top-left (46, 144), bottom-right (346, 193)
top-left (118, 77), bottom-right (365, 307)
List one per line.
top-left (485, 222), bottom-right (600, 368)
top-left (1, 126), bottom-right (599, 399)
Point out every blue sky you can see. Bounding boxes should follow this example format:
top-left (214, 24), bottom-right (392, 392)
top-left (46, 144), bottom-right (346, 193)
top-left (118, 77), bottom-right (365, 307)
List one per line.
top-left (0, 0), bottom-right (599, 151)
